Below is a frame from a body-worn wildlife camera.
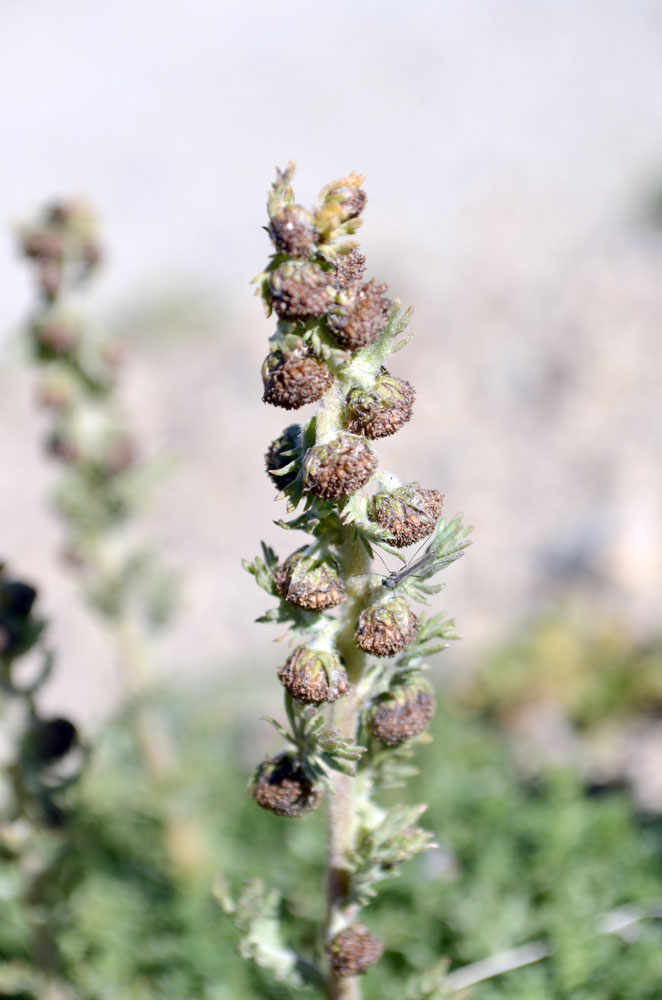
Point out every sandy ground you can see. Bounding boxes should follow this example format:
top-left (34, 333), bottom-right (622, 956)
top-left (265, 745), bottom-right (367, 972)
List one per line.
top-left (0, 0), bottom-right (660, 724)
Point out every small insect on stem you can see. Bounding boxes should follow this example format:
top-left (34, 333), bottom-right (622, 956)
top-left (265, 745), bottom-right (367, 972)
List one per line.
top-left (381, 535), bottom-right (436, 589)
top-left (382, 550), bottom-right (435, 589)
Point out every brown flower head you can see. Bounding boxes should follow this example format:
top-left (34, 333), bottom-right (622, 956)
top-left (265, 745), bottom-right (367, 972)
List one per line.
top-left (355, 596), bottom-right (419, 657)
top-left (265, 424), bottom-right (302, 490)
top-left (268, 260), bottom-right (335, 321)
top-left (268, 204), bottom-right (317, 259)
top-left (346, 371), bottom-right (415, 439)
top-left (278, 645), bottom-right (349, 704)
top-left (251, 755), bottom-right (321, 817)
top-left (370, 678), bottom-right (435, 746)
top-left (303, 434), bottom-right (377, 499)
top-left (328, 279), bottom-right (392, 351)
top-left (368, 483), bottom-right (444, 547)
top-left (31, 316), bottom-right (79, 358)
top-left (262, 347), bottom-right (332, 410)
top-left (334, 249), bottom-right (367, 290)
top-left (329, 924), bottom-right (383, 977)
top-left (274, 548), bottom-right (345, 610)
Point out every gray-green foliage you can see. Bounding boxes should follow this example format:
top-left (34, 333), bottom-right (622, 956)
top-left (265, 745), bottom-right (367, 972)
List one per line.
top-left (0, 676), bottom-right (659, 999)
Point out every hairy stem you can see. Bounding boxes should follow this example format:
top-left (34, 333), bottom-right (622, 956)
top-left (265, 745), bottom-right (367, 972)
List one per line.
top-left (325, 528), bottom-right (371, 1000)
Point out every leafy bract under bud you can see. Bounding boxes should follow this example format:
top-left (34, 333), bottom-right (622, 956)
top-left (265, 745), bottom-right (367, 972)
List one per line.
top-left (274, 548), bottom-right (345, 610)
top-left (328, 279), bottom-right (391, 351)
top-left (370, 678), bottom-right (435, 746)
top-left (265, 424), bottom-right (302, 490)
top-left (303, 434), bottom-right (376, 499)
top-left (268, 261), bottom-right (334, 321)
top-left (262, 347), bottom-right (332, 410)
top-left (329, 924), bottom-right (383, 977)
top-left (268, 204), bottom-right (317, 259)
top-left (251, 755), bottom-right (321, 817)
top-left (355, 596), bottom-right (419, 657)
top-left (278, 645), bottom-right (349, 704)
top-left (368, 483), bottom-right (444, 547)
top-left (346, 371), bottom-right (415, 439)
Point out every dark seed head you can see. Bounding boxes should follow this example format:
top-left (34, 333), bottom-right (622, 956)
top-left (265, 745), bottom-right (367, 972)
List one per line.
top-left (274, 549), bottom-right (345, 610)
top-left (262, 347), bottom-right (333, 409)
top-left (1, 580), bottom-right (38, 618)
top-left (368, 483), bottom-right (444, 547)
top-left (268, 204), bottom-right (317, 258)
top-left (334, 249), bottom-right (367, 290)
top-left (303, 435), bottom-right (377, 499)
top-left (252, 755), bottom-right (321, 817)
top-left (329, 924), bottom-right (383, 976)
top-left (355, 596), bottom-right (419, 657)
top-left (346, 372), bottom-right (415, 439)
top-left (328, 279), bottom-right (392, 351)
top-left (370, 679), bottom-right (435, 746)
top-left (26, 717), bottom-right (78, 763)
top-left (265, 424), bottom-right (303, 490)
top-left (278, 645), bottom-right (349, 704)
top-left (268, 261), bottom-right (335, 321)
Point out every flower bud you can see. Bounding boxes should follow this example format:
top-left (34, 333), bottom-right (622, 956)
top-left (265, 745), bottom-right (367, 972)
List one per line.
top-left (269, 261), bottom-right (335, 321)
top-left (31, 315), bottom-right (79, 358)
top-left (262, 347), bottom-right (332, 410)
top-left (334, 249), bottom-right (366, 290)
top-left (1, 580), bottom-right (38, 618)
top-left (303, 435), bottom-right (377, 499)
top-left (251, 755), bottom-right (321, 817)
top-left (274, 549), bottom-right (345, 610)
top-left (278, 645), bottom-right (349, 704)
top-left (370, 678), bottom-right (435, 746)
top-left (368, 483), bottom-right (444, 547)
top-left (328, 279), bottom-right (391, 351)
top-left (268, 204), bottom-right (317, 258)
top-left (26, 717), bottom-right (78, 764)
top-left (37, 367), bottom-right (79, 411)
top-left (355, 596), bottom-right (419, 657)
top-left (264, 424), bottom-right (302, 490)
top-left (346, 372), bottom-right (415, 439)
top-left (329, 924), bottom-right (383, 976)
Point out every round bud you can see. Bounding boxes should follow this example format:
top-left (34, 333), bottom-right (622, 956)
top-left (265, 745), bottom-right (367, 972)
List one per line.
top-left (268, 204), bottom-right (317, 258)
top-left (368, 483), bottom-right (444, 547)
top-left (370, 679), bottom-right (435, 746)
top-left (1, 580), bottom-right (38, 618)
top-left (278, 645), bottom-right (349, 704)
top-left (334, 249), bottom-right (367, 290)
top-left (303, 435), bottom-right (377, 499)
top-left (265, 424), bottom-right (302, 490)
top-left (27, 717), bottom-right (78, 763)
top-left (274, 549), bottom-right (345, 610)
top-left (328, 279), bottom-right (391, 351)
top-left (251, 755), bottom-right (321, 817)
top-left (32, 316), bottom-right (79, 358)
top-left (269, 261), bottom-right (335, 321)
top-left (37, 367), bottom-right (79, 411)
top-left (329, 924), bottom-right (383, 977)
top-left (355, 596), bottom-right (419, 657)
top-left (346, 372), bottom-right (415, 439)
top-left (262, 347), bottom-right (333, 410)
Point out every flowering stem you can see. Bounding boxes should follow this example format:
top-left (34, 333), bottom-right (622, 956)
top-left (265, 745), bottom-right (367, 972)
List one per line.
top-left (325, 528), bottom-right (371, 999)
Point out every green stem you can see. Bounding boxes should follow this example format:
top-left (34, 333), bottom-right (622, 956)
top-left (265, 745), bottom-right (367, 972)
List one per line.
top-left (325, 527), bottom-right (371, 1000)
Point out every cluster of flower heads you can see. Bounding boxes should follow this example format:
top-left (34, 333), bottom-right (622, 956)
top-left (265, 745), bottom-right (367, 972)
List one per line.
top-left (246, 166), bottom-right (469, 982)
top-left (0, 565), bottom-right (82, 829)
top-left (249, 167), bottom-right (449, 797)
